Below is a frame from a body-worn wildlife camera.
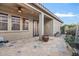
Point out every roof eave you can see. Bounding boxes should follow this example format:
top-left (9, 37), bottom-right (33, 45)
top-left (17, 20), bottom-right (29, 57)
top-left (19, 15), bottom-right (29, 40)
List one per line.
top-left (33, 3), bottom-right (63, 23)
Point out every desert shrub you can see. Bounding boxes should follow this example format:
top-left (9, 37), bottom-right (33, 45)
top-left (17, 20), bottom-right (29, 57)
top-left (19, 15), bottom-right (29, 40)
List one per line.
top-left (66, 30), bottom-right (76, 36)
top-left (64, 35), bottom-right (75, 47)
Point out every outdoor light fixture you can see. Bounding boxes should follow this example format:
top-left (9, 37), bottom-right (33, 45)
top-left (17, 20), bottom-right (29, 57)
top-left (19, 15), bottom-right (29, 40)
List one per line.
top-left (18, 7), bottom-right (22, 13)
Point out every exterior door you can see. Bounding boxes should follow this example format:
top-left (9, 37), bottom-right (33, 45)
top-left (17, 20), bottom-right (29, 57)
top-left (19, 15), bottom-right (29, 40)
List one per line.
top-left (33, 20), bottom-right (39, 36)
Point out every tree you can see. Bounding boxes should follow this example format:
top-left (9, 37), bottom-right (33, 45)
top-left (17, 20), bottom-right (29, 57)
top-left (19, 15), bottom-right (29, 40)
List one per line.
top-left (61, 24), bottom-right (76, 35)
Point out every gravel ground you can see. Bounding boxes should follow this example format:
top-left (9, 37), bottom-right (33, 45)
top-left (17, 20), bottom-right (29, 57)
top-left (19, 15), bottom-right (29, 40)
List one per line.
top-left (0, 36), bottom-right (72, 56)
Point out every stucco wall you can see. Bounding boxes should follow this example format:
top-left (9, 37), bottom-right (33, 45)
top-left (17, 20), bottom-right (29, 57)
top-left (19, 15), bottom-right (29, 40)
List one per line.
top-left (44, 18), bottom-right (62, 36)
top-left (53, 18), bottom-right (62, 35)
top-left (44, 19), bottom-right (53, 36)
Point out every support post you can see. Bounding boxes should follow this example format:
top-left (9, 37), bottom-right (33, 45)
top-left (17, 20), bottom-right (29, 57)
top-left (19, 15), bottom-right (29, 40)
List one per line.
top-left (39, 12), bottom-right (44, 40)
top-left (20, 17), bottom-right (23, 31)
top-left (8, 14), bottom-right (11, 31)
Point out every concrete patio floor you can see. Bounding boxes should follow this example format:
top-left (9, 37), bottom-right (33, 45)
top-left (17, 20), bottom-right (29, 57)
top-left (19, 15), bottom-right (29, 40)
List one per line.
top-left (0, 36), bottom-right (72, 56)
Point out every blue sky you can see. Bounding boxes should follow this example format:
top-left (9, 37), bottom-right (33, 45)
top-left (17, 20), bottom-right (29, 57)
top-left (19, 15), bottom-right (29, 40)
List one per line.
top-left (42, 3), bottom-right (79, 24)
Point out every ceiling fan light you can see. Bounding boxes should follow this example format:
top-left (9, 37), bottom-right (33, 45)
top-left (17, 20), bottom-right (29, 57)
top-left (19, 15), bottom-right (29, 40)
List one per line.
top-left (18, 10), bottom-right (22, 13)
top-left (18, 7), bottom-right (22, 13)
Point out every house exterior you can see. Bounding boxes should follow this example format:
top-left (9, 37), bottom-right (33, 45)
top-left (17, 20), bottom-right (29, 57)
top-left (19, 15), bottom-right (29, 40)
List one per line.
top-left (0, 3), bottom-right (63, 41)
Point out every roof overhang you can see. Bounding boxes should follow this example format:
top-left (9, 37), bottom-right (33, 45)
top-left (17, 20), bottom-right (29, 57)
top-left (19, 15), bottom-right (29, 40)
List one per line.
top-left (32, 3), bottom-right (63, 23)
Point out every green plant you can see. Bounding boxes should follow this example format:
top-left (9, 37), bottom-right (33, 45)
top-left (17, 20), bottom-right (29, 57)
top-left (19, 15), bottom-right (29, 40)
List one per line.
top-left (65, 35), bottom-right (75, 47)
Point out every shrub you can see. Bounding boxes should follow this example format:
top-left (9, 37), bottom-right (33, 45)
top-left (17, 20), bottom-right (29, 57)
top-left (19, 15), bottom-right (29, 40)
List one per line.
top-left (64, 35), bottom-right (75, 47)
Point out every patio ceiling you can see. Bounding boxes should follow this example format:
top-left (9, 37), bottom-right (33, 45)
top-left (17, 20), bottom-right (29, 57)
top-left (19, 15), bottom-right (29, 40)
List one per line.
top-left (0, 3), bottom-right (39, 20)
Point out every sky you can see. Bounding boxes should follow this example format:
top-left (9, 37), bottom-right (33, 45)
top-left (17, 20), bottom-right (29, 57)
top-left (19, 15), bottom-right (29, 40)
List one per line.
top-left (42, 3), bottom-right (79, 25)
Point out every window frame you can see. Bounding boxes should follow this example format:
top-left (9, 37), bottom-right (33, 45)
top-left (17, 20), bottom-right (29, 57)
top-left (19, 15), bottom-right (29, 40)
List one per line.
top-left (0, 13), bottom-right (8, 31)
top-left (11, 16), bottom-right (20, 30)
top-left (0, 11), bottom-right (29, 32)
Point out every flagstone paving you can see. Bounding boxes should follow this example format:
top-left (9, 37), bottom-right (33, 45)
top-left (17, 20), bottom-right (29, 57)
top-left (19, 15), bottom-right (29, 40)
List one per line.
top-left (0, 36), bottom-right (72, 56)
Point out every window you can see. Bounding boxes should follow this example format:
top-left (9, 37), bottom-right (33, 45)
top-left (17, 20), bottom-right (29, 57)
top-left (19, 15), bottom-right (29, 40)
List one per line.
top-left (0, 13), bottom-right (8, 30)
top-left (12, 16), bottom-right (20, 30)
top-left (23, 18), bottom-right (29, 30)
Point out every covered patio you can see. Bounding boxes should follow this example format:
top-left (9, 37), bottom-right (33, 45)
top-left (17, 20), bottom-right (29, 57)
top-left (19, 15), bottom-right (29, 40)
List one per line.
top-left (0, 3), bottom-right (54, 41)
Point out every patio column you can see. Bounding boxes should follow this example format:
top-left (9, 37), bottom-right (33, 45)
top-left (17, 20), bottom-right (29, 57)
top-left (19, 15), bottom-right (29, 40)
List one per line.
top-left (8, 14), bottom-right (12, 31)
top-left (39, 12), bottom-right (44, 40)
top-left (20, 17), bottom-right (23, 31)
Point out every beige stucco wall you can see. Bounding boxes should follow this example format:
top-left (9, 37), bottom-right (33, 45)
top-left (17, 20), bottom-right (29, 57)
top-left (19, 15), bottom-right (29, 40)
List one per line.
top-left (44, 18), bottom-right (62, 36)
top-left (52, 18), bottom-right (62, 35)
top-left (44, 19), bottom-right (53, 36)
top-left (0, 5), bottom-right (33, 41)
